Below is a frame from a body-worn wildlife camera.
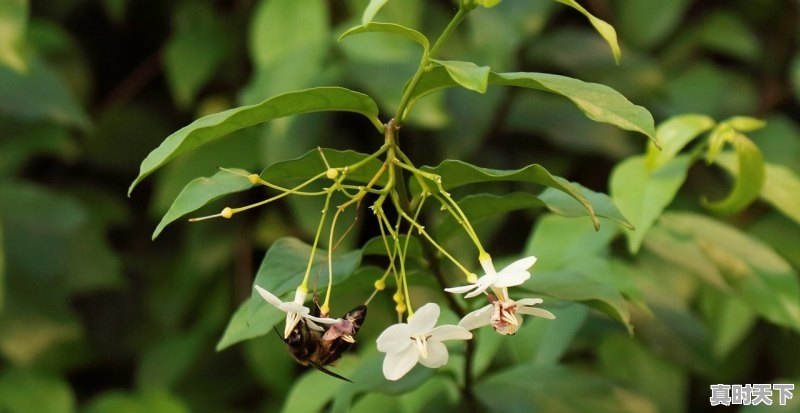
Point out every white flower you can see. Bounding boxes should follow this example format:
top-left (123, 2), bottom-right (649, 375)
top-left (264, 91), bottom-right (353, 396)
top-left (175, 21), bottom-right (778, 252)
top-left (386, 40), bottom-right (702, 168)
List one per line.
top-left (445, 255), bottom-right (536, 298)
top-left (376, 303), bottom-right (472, 381)
top-left (458, 297), bottom-right (555, 335)
top-left (254, 285), bottom-right (340, 338)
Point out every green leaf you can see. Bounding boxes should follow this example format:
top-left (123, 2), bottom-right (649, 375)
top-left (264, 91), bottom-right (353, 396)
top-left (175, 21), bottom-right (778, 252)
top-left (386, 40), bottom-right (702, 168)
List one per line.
top-left (643, 225), bottom-right (728, 291)
top-left (645, 114), bottom-right (715, 170)
top-left (362, 0), bottom-right (390, 24)
top-left (0, 370), bottom-right (75, 413)
top-left (700, 291), bottom-right (756, 359)
top-left (436, 192), bottom-right (546, 241)
top-left (611, 155), bottom-right (692, 253)
top-left (153, 169), bottom-right (253, 239)
top-left (83, 391), bottom-right (188, 413)
top-left (249, 237), bottom-right (362, 317)
top-left (260, 148), bottom-right (384, 185)
top-left (704, 135), bottom-right (765, 214)
top-left (216, 298), bottom-right (283, 351)
top-left (539, 182), bottom-right (633, 229)
top-left (137, 333), bottom-right (204, 390)
top-left (0, 58), bottom-right (90, 129)
top-left (716, 155), bottom-right (800, 225)
top-left (476, 365), bottom-right (657, 413)
top-left (727, 116), bottom-right (766, 132)
top-left (361, 235), bottom-right (423, 259)
top-left (418, 159), bottom-right (600, 229)
top-left (281, 356), bottom-right (361, 413)
top-left (128, 87), bottom-right (383, 195)
top-left (705, 122), bottom-right (736, 164)
top-left (164, 3), bottom-right (227, 107)
top-left (508, 304), bottom-right (588, 366)
top-left (660, 212), bottom-right (800, 332)
top-left (0, 0), bottom-right (27, 72)
top-left (250, 0), bottom-right (328, 69)
top-left (409, 68), bottom-right (658, 145)
top-left (431, 60), bottom-right (490, 94)
top-left (0, 219), bottom-right (4, 311)
top-left (339, 22), bottom-right (429, 54)
top-left (617, 0), bottom-right (689, 49)
top-left (554, 0), bottom-right (621, 64)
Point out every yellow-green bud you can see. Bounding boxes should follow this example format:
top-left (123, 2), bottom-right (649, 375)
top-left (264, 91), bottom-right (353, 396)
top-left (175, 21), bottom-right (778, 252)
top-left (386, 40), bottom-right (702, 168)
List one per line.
top-left (395, 303), bottom-right (407, 314)
top-left (326, 168), bottom-right (339, 180)
top-left (393, 292), bottom-right (403, 303)
top-left (220, 207), bottom-right (234, 219)
top-left (374, 279), bottom-right (386, 290)
top-left (248, 174), bottom-right (260, 185)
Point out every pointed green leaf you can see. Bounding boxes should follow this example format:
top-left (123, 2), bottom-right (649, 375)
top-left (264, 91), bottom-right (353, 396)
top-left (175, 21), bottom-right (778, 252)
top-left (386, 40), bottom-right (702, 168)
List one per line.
top-left (362, 0), bottom-right (390, 24)
top-left (705, 122), bottom-right (736, 164)
top-left (660, 212), bottom-right (800, 332)
top-left (540, 182), bottom-right (633, 229)
top-left (249, 238), bottom-right (362, 318)
top-left (726, 116), bottom-right (766, 132)
top-left (704, 135), bottom-right (765, 214)
top-left (216, 298), bottom-right (283, 351)
top-left (418, 160), bottom-right (600, 229)
top-left (129, 87), bottom-right (382, 195)
top-left (153, 169), bottom-right (253, 240)
top-left (646, 114), bottom-right (715, 170)
top-left (407, 67), bottom-right (657, 145)
top-left (716, 155), bottom-right (800, 225)
top-left (555, 0), bottom-right (621, 63)
top-left (431, 60), bottom-right (489, 93)
top-left (339, 22), bottom-right (429, 53)
top-left (611, 155), bottom-right (692, 253)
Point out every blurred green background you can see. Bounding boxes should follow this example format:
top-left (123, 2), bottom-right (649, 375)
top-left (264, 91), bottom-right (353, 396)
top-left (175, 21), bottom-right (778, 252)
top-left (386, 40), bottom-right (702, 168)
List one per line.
top-left (1, 0), bottom-right (799, 412)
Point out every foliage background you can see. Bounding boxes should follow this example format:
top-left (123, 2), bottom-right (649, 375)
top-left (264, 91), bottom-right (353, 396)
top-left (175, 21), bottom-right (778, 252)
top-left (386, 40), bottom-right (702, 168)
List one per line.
top-left (1, 0), bottom-right (799, 412)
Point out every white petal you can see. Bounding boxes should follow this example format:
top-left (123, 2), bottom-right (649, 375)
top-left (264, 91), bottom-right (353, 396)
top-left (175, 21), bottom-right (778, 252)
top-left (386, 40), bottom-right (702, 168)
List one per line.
top-left (377, 323), bottom-right (413, 353)
top-left (279, 302), bottom-right (309, 315)
top-left (306, 319), bottom-right (324, 331)
top-left (408, 303), bottom-right (440, 335)
top-left (518, 306), bottom-right (556, 320)
top-left (479, 255), bottom-right (496, 276)
top-left (418, 340), bottom-right (449, 368)
top-left (254, 285), bottom-right (284, 308)
top-left (492, 270), bottom-right (530, 288)
top-left (501, 256), bottom-right (537, 273)
top-left (458, 305), bottom-right (493, 330)
top-left (293, 288), bottom-right (307, 304)
top-left (444, 284), bottom-right (478, 294)
top-left (515, 297), bottom-right (543, 306)
top-left (382, 345), bottom-right (419, 381)
top-left (464, 282), bottom-right (492, 298)
top-left (429, 325), bottom-right (473, 342)
top-left (305, 315), bottom-right (340, 324)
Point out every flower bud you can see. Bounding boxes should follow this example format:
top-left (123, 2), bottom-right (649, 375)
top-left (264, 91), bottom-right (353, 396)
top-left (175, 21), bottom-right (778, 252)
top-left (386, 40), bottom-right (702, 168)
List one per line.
top-left (393, 291), bottom-right (403, 303)
top-left (248, 174), bottom-right (260, 185)
top-left (374, 279), bottom-right (386, 290)
top-left (220, 207), bottom-right (234, 219)
top-left (395, 303), bottom-right (407, 314)
top-left (326, 168), bottom-right (339, 180)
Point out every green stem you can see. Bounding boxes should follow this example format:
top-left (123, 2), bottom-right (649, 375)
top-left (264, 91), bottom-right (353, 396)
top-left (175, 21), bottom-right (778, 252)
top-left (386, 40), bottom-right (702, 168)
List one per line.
top-left (394, 6), bottom-right (471, 124)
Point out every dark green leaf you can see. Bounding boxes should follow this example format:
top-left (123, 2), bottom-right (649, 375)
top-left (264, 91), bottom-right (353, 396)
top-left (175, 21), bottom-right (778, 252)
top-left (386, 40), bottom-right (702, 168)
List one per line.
top-left (539, 182), bottom-right (633, 229)
top-left (0, 370), bottom-right (75, 413)
top-left (129, 87), bottom-right (383, 194)
top-left (153, 168), bottom-right (253, 239)
top-left (249, 0), bottom-right (328, 68)
top-left (138, 333), bottom-right (204, 390)
top-left (260, 148), bottom-right (384, 185)
top-left (409, 68), bottom-right (658, 144)
top-left (704, 135), bottom-right (765, 214)
top-left (476, 365), bottom-right (657, 413)
top-left (617, 0), bottom-right (689, 49)
top-left (249, 237), bottom-right (362, 317)
top-left (660, 212), bottom-right (800, 332)
top-left (339, 22), bottom-right (429, 53)
top-left (611, 155), bottom-right (692, 253)
top-left (432, 60), bottom-right (490, 93)
top-left (418, 159), bottom-right (600, 229)
top-left (436, 192), bottom-right (546, 241)
top-left (83, 391), bottom-right (189, 413)
top-left (361, 235), bottom-right (423, 259)
top-left (509, 304), bottom-right (588, 366)
top-left (164, 4), bottom-right (227, 107)
top-left (554, 0), bottom-right (621, 63)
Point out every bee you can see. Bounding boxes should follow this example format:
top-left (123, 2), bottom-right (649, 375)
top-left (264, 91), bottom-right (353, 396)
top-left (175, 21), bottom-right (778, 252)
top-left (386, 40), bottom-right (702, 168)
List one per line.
top-left (278, 305), bottom-right (368, 382)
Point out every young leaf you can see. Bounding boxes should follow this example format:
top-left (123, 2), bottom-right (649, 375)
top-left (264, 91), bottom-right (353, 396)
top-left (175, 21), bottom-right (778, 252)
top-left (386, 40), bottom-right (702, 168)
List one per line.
top-left (249, 238), bottom-right (362, 318)
top-left (554, 0), bottom-right (621, 64)
top-left (339, 22), bottom-right (429, 54)
top-left (645, 114), bottom-right (715, 171)
top-left (362, 0), bottom-right (391, 24)
top-left (153, 169), bottom-right (253, 239)
top-left (716, 155), bottom-right (800, 225)
top-left (704, 135), bottom-right (765, 214)
top-left (611, 155), bottom-right (692, 253)
top-left (407, 67), bottom-right (658, 145)
top-left (0, 0), bottom-right (27, 72)
top-left (660, 212), bottom-right (800, 332)
top-left (128, 87), bottom-right (383, 195)
top-left (431, 60), bottom-right (490, 94)
top-left (704, 123), bottom-right (735, 164)
top-left (417, 159), bottom-right (600, 229)
top-left (726, 116), bottom-right (766, 132)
